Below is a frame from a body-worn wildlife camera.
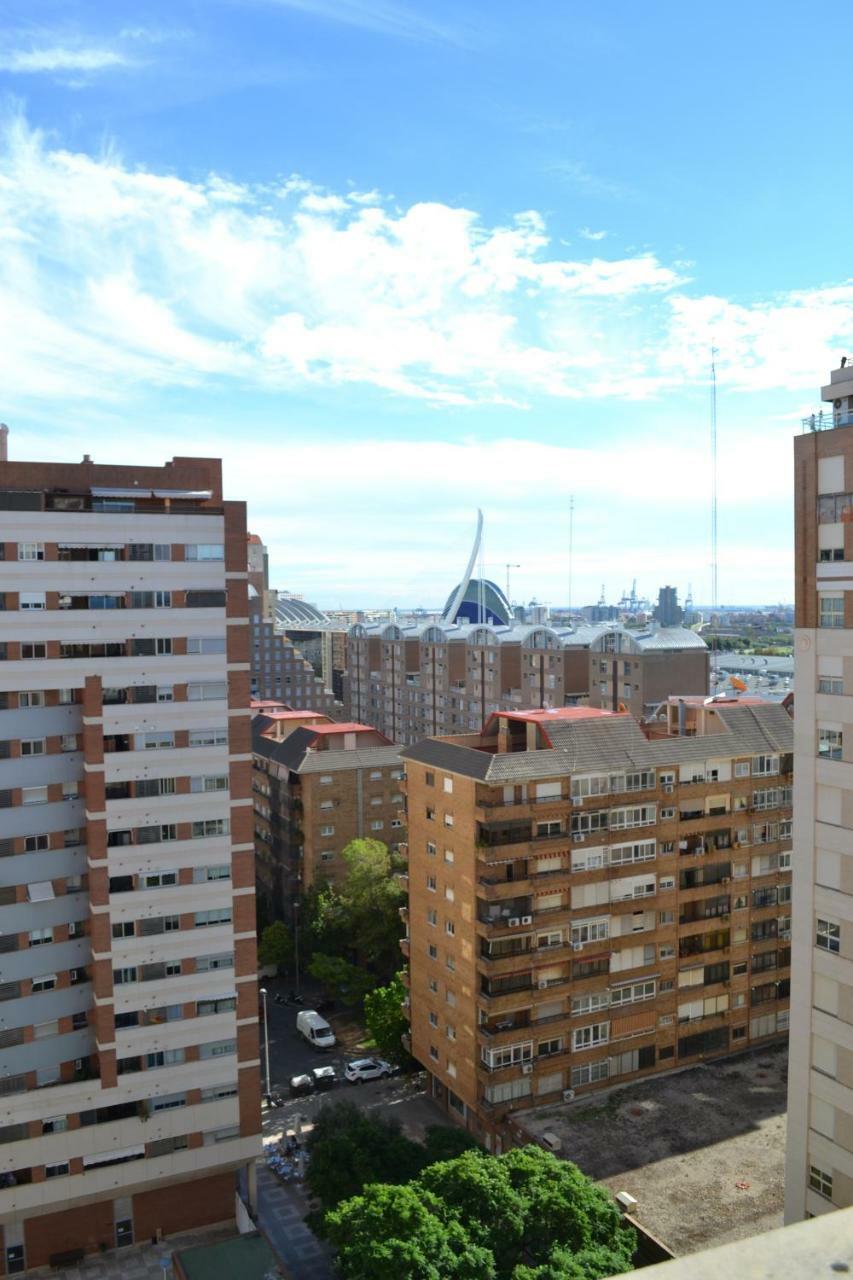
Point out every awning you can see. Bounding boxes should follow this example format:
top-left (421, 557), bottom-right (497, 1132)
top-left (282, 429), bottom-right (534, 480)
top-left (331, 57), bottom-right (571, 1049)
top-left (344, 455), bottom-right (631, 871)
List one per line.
top-left (90, 487), bottom-right (152, 499)
top-left (83, 1146), bottom-right (145, 1168)
top-left (151, 489), bottom-right (212, 499)
top-left (27, 882), bottom-right (54, 903)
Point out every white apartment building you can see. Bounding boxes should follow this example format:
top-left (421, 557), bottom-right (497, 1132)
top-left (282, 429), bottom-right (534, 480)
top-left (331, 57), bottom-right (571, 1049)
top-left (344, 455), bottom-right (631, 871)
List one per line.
top-left (786, 366), bottom-right (853, 1220)
top-left (0, 452), bottom-right (261, 1271)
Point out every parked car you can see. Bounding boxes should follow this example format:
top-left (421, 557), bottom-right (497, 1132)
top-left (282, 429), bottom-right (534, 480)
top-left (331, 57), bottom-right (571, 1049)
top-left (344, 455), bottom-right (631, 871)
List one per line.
top-left (344, 1058), bottom-right (392, 1084)
top-left (312, 1066), bottom-right (337, 1091)
top-left (289, 1073), bottom-right (314, 1098)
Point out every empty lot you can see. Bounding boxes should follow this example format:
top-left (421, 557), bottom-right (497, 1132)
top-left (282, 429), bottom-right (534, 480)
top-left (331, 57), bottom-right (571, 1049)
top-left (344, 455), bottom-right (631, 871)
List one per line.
top-left (518, 1043), bottom-right (788, 1256)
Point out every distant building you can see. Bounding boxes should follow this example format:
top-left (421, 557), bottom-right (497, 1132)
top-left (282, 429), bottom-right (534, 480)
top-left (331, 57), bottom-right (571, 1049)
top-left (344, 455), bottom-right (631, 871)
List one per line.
top-left (400, 699), bottom-right (792, 1141)
top-left (250, 593), bottom-right (339, 713)
top-left (252, 715), bottom-right (406, 921)
top-left (654, 586), bottom-right (683, 628)
top-left (346, 621), bottom-right (709, 746)
top-left (588, 626), bottom-right (709, 718)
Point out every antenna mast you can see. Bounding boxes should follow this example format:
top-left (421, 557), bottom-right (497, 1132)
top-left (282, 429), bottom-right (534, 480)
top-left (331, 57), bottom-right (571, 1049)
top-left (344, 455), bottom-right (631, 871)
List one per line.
top-left (568, 495), bottom-right (574, 613)
top-left (711, 347), bottom-right (719, 613)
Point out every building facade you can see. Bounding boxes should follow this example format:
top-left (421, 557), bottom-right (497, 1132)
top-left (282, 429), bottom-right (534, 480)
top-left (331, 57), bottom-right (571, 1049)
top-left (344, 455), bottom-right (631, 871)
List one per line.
top-left (786, 365), bottom-right (853, 1221)
top-left (0, 454), bottom-right (261, 1270)
top-left (252, 717), bottom-right (405, 921)
top-left (249, 595), bottom-right (339, 714)
top-left (400, 701), bottom-right (792, 1143)
top-left (347, 621), bottom-right (708, 746)
top-left (587, 627), bottom-right (708, 718)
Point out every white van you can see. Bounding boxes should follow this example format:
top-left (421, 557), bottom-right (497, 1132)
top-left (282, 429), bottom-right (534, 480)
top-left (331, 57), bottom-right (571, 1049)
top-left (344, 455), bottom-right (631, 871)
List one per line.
top-left (296, 1010), bottom-right (336, 1051)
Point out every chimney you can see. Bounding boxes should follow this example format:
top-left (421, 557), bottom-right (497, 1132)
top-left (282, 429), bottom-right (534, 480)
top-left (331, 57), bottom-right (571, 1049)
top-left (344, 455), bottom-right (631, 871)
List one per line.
top-left (0, 423), bottom-right (8, 463)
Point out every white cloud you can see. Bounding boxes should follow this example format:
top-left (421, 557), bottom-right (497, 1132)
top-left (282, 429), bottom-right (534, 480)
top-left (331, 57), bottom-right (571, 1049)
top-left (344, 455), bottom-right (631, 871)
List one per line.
top-left (259, 0), bottom-right (471, 45)
top-left (579, 227), bottom-right (607, 241)
top-left (0, 108), bottom-right (850, 420)
top-left (0, 46), bottom-right (130, 73)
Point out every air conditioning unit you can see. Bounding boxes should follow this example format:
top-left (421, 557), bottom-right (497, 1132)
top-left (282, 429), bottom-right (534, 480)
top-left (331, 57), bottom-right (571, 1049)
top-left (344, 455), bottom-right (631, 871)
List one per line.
top-left (562, 1088), bottom-right (576, 1103)
top-left (521, 1063), bottom-right (533, 1075)
top-left (508, 917), bottom-right (521, 928)
top-left (575, 834), bottom-right (586, 843)
top-left (521, 915), bottom-right (533, 926)
top-left (572, 941), bottom-right (583, 952)
top-left (538, 979), bottom-right (550, 989)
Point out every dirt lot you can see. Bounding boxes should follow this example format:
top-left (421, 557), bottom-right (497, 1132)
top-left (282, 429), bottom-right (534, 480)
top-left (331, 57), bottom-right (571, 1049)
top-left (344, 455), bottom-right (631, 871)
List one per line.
top-left (517, 1043), bottom-right (788, 1257)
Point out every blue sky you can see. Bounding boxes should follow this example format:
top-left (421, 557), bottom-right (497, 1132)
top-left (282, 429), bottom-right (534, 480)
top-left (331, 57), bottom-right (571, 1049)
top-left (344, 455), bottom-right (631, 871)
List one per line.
top-left (1, 1), bottom-right (851, 609)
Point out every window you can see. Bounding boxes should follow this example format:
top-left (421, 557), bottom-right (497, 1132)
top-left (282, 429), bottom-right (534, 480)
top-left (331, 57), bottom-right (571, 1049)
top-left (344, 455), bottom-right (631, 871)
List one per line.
top-left (571, 918), bottom-right (609, 946)
top-left (429, 1011), bottom-right (438, 1028)
top-left (319, 775), bottom-right (333, 785)
top-left (571, 1059), bottom-right (610, 1088)
top-left (443, 777), bottom-right (453, 793)
top-left (28, 927), bottom-right (53, 947)
top-left (572, 1022), bottom-right (609, 1051)
top-left (21, 643), bottom-right (47, 660)
top-left (538, 1037), bottom-right (563, 1058)
top-left (20, 738), bottom-right (45, 757)
top-left (816, 918), bottom-right (841, 954)
top-left (734, 762), bottom-right (750, 778)
top-left (320, 824), bottom-right (335, 837)
top-left (190, 775), bottom-right (229, 794)
top-left (428, 944), bottom-right (438, 959)
top-left (819, 677), bottom-right (844, 695)
top-left (19, 592), bottom-right (46, 610)
top-left (45, 1162), bottom-right (69, 1179)
top-left (752, 755), bottom-right (779, 777)
top-left (19, 691), bottom-right (45, 708)
top-left (195, 908), bottom-right (232, 927)
top-left (189, 727), bottom-right (228, 748)
top-left (192, 819), bottom-right (229, 839)
top-left (187, 637), bottom-right (226, 654)
top-left (24, 834), bottom-right (48, 852)
top-left (427, 841), bottom-right (436, 857)
top-left (184, 544), bottom-right (225, 560)
top-left (810, 1165), bottom-right (833, 1199)
top-left (445, 921), bottom-right (455, 936)
top-left (31, 973), bottom-right (57, 992)
top-left (818, 728), bottom-right (843, 761)
top-left (17, 543), bottom-right (44, 561)
top-left (819, 596), bottom-right (844, 629)
top-left (370, 820), bottom-right (384, 831)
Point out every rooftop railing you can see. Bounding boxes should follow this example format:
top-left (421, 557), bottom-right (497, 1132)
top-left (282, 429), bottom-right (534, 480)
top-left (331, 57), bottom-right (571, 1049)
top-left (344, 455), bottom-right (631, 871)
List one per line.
top-left (802, 409), bottom-right (853, 432)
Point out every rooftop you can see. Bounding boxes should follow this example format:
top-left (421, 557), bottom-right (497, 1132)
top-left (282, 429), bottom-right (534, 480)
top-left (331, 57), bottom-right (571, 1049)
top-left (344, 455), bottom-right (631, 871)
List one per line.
top-left (517, 1044), bottom-right (787, 1259)
top-left (174, 1232), bottom-right (282, 1280)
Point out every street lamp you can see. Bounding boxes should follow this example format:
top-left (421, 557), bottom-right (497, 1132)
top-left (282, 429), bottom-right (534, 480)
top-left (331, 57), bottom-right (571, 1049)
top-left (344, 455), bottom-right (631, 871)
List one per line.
top-left (259, 988), bottom-right (271, 1103)
top-left (292, 899), bottom-right (300, 994)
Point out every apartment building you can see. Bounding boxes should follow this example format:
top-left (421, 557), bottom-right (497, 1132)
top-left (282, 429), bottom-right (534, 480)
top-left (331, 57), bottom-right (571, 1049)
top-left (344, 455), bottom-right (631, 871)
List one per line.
top-left (347, 621), bottom-right (708, 746)
top-left (587, 627), bottom-right (709, 718)
top-left (786, 366), bottom-right (853, 1221)
top-left (0, 453), bottom-right (261, 1270)
top-left (252, 717), bottom-right (405, 920)
top-left (249, 594), bottom-right (339, 714)
top-left (400, 699), bottom-right (792, 1143)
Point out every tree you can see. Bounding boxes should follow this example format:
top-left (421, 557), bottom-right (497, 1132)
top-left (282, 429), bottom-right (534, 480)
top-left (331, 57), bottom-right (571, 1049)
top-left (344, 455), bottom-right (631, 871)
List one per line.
top-left (257, 920), bottom-right (291, 972)
top-left (305, 1102), bottom-right (424, 1218)
top-left (307, 839), bottom-right (404, 980)
top-left (422, 1125), bottom-right (481, 1165)
top-left (308, 952), bottom-right (373, 1005)
top-left (364, 972), bottom-right (411, 1063)
top-left (324, 1182), bottom-right (495, 1280)
top-left (321, 1145), bottom-right (635, 1280)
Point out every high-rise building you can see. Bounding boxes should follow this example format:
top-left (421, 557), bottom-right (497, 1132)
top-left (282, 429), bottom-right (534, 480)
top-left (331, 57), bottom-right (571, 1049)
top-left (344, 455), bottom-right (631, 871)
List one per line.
top-left (654, 586), bottom-right (683, 628)
top-left (587, 626), bottom-right (708, 718)
top-left (400, 699), bottom-right (792, 1143)
top-left (252, 714), bottom-right (405, 920)
top-left (0, 452), bottom-right (261, 1270)
top-left (786, 366), bottom-right (853, 1221)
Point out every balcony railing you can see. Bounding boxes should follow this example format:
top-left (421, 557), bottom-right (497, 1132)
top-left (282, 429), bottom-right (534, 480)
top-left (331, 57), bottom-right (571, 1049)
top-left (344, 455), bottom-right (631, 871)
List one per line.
top-left (802, 409), bottom-right (853, 432)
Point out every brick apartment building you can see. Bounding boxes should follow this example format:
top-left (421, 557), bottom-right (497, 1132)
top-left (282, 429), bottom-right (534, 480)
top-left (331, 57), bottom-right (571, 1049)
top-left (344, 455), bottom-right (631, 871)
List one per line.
top-left (587, 627), bottom-right (710, 719)
top-left (249, 594), bottom-right (339, 715)
top-left (252, 714), bottom-right (405, 922)
top-left (787, 365), bottom-right (853, 1220)
top-left (347, 621), bottom-right (707, 746)
top-left (0, 451), bottom-right (261, 1270)
top-left (400, 699), bottom-right (792, 1143)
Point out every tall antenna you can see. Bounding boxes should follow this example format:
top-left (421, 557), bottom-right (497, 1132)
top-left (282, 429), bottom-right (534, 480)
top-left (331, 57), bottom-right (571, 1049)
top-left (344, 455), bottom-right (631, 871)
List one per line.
top-left (568, 495), bottom-right (574, 613)
top-left (710, 346), bottom-right (719, 612)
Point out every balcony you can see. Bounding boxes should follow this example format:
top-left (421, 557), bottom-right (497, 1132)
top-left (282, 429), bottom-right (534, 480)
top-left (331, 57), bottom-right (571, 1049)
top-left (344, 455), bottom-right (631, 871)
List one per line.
top-left (478, 1013), bottom-right (532, 1039)
top-left (399, 936), bottom-right (410, 958)
top-left (802, 408), bottom-right (853, 431)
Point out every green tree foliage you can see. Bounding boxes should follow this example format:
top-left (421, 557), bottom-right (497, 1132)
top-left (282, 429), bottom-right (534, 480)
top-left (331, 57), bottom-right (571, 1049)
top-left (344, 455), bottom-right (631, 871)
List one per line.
top-left (308, 952), bottom-right (373, 1005)
top-left (307, 839), bottom-right (404, 979)
top-left (421, 1124), bottom-right (480, 1165)
top-left (363, 972), bottom-right (411, 1063)
top-left (325, 1183), bottom-right (495, 1280)
top-left (305, 1102), bottom-right (424, 1216)
top-left (321, 1142), bottom-right (635, 1280)
top-left (257, 920), bottom-right (291, 971)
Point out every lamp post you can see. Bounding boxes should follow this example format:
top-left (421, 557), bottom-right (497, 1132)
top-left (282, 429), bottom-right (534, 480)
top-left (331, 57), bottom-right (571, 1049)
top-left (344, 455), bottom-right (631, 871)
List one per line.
top-left (293, 898), bottom-right (300, 994)
top-left (259, 987), bottom-right (271, 1103)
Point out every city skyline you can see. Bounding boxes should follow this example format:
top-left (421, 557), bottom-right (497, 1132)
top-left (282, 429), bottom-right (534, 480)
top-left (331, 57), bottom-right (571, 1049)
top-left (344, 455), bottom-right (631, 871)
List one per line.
top-left (3, 1), bottom-right (853, 605)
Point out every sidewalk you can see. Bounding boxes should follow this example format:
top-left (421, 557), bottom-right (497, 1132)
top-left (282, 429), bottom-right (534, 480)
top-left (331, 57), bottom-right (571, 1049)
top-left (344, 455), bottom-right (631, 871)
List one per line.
top-left (256, 1163), bottom-right (336, 1280)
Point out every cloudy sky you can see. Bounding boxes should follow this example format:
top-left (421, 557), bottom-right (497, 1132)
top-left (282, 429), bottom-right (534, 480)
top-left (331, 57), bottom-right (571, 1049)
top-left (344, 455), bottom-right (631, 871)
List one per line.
top-left (1, 0), bottom-right (851, 609)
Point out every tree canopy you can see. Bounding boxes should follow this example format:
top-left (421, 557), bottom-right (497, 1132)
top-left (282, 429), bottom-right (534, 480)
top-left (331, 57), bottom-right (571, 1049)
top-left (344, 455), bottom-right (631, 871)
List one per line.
top-left (306, 838), bottom-right (404, 979)
top-left (363, 972), bottom-right (411, 1063)
top-left (257, 920), bottom-right (291, 970)
top-left (307, 952), bottom-right (374, 1005)
top-left (322, 1142), bottom-right (635, 1280)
